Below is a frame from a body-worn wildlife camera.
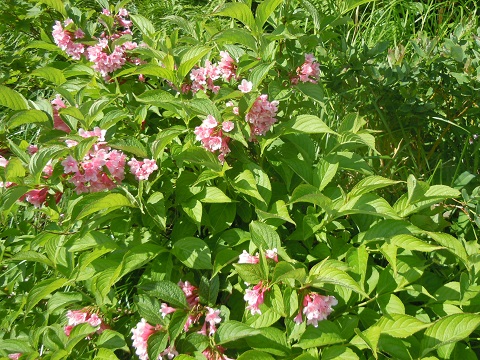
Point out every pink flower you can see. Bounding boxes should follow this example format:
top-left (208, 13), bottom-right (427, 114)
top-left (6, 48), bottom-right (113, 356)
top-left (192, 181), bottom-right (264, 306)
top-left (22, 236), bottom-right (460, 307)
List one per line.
top-left (8, 354), bottom-right (21, 360)
top-left (301, 293), bottom-right (337, 327)
top-left (65, 308), bottom-right (107, 336)
top-left (205, 307), bottom-right (222, 335)
top-left (245, 94), bottom-right (279, 137)
top-left (265, 248), bottom-right (278, 262)
top-left (194, 115), bottom-right (232, 163)
top-left (52, 20), bottom-right (85, 60)
top-left (238, 250), bottom-right (259, 264)
top-left (131, 319), bottom-right (158, 360)
top-left (160, 303), bottom-right (176, 318)
top-left (244, 282), bottom-right (268, 315)
top-left (203, 115), bottom-right (218, 128)
top-left (128, 158), bottom-right (158, 181)
top-left (0, 155), bottom-right (8, 167)
top-left (25, 188), bottom-right (48, 208)
top-left (221, 121), bottom-right (234, 132)
top-left (293, 53), bottom-right (320, 84)
top-left (62, 155), bottom-right (79, 174)
top-left (238, 79), bottom-right (253, 93)
top-left (28, 145), bottom-right (38, 155)
top-left (178, 280), bottom-right (199, 308)
top-left (218, 51), bottom-right (236, 81)
top-left (51, 95), bottom-right (70, 133)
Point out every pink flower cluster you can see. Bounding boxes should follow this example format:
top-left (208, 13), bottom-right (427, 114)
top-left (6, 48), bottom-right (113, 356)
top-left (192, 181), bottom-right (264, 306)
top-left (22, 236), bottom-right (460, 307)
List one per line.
top-left (292, 53), bottom-right (320, 84)
top-left (187, 51), bottom-right (237, 94)
top-left (128, 158), bottom-right (158, 181)
top-left (244, 281), bottom-right (269, 316)
top-left (52, 9), bottom-right (140, 77)
top-left (132, 280), bottom-right (224, 360)
top-left (64, 308), bottom-right (107, 336)
top-left (194, 115), bottom-right (234, 162)
top-left (52, 19), bottom-right (85, 60)
top-left (61, 127), bottom-right (127, 194)
top-left (7, 354), bottom-right (21, 360)
top-left (25, 188), bottom-right (49, 208)
top-left (294, 293), bottom-right (337, 327)
top-left (245, 95), bottom-right (279, 137)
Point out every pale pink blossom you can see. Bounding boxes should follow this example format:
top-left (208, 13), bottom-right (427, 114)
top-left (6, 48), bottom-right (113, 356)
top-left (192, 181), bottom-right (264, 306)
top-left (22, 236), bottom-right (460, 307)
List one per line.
top-left (52, 20), bottom-right (85, 60)
top-left (292, 53), bottom-right (320, 84)
top-left (194, 115), bottom-right (232, 162)
top-left (131, 318), bottom-right (158, 360)
top-left (244, 282), bottom-right (268, 315)
top-left (265, 248), bottom-right (278, 262)
top-left (128, 158), bottom-right (158, 181)
top-left (160, 303), bottom-right (176, 318)
top-left (205, 307), bottom-right (222, 335)
top-left (178, 280), bottom-right (199, 308)
top-left (65, 308), bottom-right (107, 336)
top-left (51, 95), bottom-right (70, 133)
top-left (203, 115), bottom-right (218, 128)
top-left (61, 155), bottom-right (78, 173)
top-left (218, 51), bottom-right (236, 81)
top-left (238, 79), bottom-right (253, 93)
top-left (245, 94), bottom-right (279, 137)
top-left (300, 293), bottom-right (337, 327)
top-left (0, 155), bottom-right (8, 167)
top-left (8, 353), bottom-right (21, 360)
top-left (221, 121), bottom-right (234, 132)
top-left (238, 250), bottom-right (259, 264)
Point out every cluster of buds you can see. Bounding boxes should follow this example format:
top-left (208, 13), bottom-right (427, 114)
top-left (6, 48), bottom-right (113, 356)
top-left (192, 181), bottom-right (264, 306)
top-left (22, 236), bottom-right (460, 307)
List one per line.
top-left (131, 280), bottom-right (224, 360)
top-left (184, 51), bottom-right (237, 94)
top-left (52, 9), bottom-right (142, 78)
top-left (194, 115), bottom-right (234, 163)
top-left (64, 307), bottom-right (108, 336)
top-left (291, 53), bottom-right (320, 84)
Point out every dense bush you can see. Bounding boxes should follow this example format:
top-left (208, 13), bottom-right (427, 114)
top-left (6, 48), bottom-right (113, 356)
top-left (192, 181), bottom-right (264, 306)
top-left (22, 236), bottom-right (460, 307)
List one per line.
top-left (0, 0), bottom-right (479, 359)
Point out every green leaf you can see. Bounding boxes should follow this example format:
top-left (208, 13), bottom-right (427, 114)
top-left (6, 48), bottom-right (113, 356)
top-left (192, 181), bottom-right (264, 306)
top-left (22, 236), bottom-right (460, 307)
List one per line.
top-left (177, 46), bottom-right (212, 81)
top-left (213, 3), bottom-right (256, 31)
top-left (273, 262), bottom-right (307, 283)
top-left (74, 136), bottom-right (98, 161)
top-left (212, 28), bottom-right (257, 50)
top-left (26, 40), bottom-right (60, 51)
top-left (388, 234), bottom-right (444, 252)
top-left (136, 294), bottom-right (164, 325)
top-left (29, 145), bottom-right (66, 184)
top-left (246, 326), bottom-right (290, 356)
top-left (74, 193), bottom-right (134, 220)
top-left (341, 0), bottom-right (376, 14)
top-left (237, 350), bottom-right (275, 360)
top-left (94, 348), bottom-right (120, 359)
top-left (249, 221), bottom-right (281, 249)
top-left (309, 261), bottom-right (368, 298)
top-left (376, 314), bottom-right (430, 338)
top-left (172, 237), bottom-right (212, 269)
top-left (296, 82), bottom-right (325, 103)
top-left (233, 169), bottom-right (264, 202)
top-left (8, 109), bottom-right (49, 129)
top-left (289, 184), bottom-right (333, 212)
top-left (233, 263), bottom-right (265, 284)
top-left (427, 232), bottom-right (469, 269)
top-left (0, 185), bottom-right (29, 213)
top-left (31, 67), bottom-right (66, 85)
top-left (119, 243), bottom-right (166, 278)
top-left (11, 250), bottom-right (54, 268)
top-left (139, 280), bottom-right (189, 309)
top-left (322, 346), bottom-right (360, 360)
top-left (147, 331), bottom-right (169, 360)
top-left (130, 14), bottom-right (156, 36)
top-left (123, 64), bottom-right (176, 83)
top-left (349, 176), bottom-right (401, 198)
top-left (287, 114), bottom-right (336, 135)
top-left (338, 193), bottom-right (400, 220)
top-left (5, 157), bottom-right (25, 182)
top-left (420, 313), bottom-right (480, 356)
top-left (66, 323), bottom-right (97, 352)
top-left (145, 192), bottom-right (166, 231)
top-left (199, 187), bottom-right (232, 203)
top-left (109, 138), bottom-right (148, 158)
top-left (0, 339), bottom-right (33, 353)
top-left (0, 85), bottom-right (28, 110)
top-left (26, 278), bottom-right (68, 313)
top-left (296, 321), bottom-right (345, 349)
top-left (249, 62), bottom-right (275, 90)
top-left (255, 0), bottom-right (284, 29)
top-left (176, 147), bottom-right (222, 172)
top-left (38, 0), bottom-right (67, 16)
top-left (216, 320), bottom-right (262, 344)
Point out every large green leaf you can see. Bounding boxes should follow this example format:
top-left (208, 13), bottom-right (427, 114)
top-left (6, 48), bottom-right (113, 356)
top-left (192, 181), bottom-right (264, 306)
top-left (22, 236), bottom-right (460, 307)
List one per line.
top-left (8, 109), bottom-right (49, 129)
top-left (212, 3), bottom-right (256, 31)
top-left (295, 321), bottom-right (345, 349)
top-left (216, 320), bottom-right (262, 344)
top-left (26, 278), bottom-right (68, 313)
top-left (177, 46), bottom-right (212, 80)
top-left (73, 193), bottom-right (134, 220)
top-left (31, 67), bottom-right (66, 85)
top-left (420, 313), bottom-right (480, 356)
top-left (130, 14), bottom-right (156, 36)
top-left (375, 314), bottom-right (430, 338)
top-left (255, 0), bottom-right (284, 29)
top-left (172, 237), bottom-right (212, 269)
top-left (0, 85), bottom-right (28, 110)
top-left (139, 280), bottom-right (189, 309)
top-left (287, 114), bottom-right (336, 135)
top-left (249, 221), bottom-right (281, 249)
top-left (348, 176), bottom-right (401, 198)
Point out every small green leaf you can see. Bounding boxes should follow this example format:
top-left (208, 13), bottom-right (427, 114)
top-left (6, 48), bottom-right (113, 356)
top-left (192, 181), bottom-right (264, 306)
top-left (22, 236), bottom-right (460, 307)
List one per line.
top-left (376, 314), bottom-right (430, 338)
top-left (249, 221), bottom-right (281, 249)
top-left (233, 263), bottom-right (265, 284)
top-left (288, 114), bottom-right (336, 134)
top-left (199, 187), bottom-right (232, 203)
top-left (255, 0), bottom-right (284, 29)
top-left (147, 331), bottom-right (169, 360)
top-left (212, 3), bottom-right (256, 31)
top-left (109, 138), bottom-right (148, 158)
top-left (237, 350), bottom-right (275, 360)
top-left (38, 0), bottom-right (67, 16)
top-left (349, 176), bottom-right (401, 198)
top-left (130, 14), bottom-right (156, 36)
top-left (296, 83), bottom-right (325, 103)
top-left (177, 46), bottom-right (212, 81)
